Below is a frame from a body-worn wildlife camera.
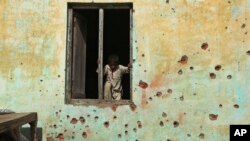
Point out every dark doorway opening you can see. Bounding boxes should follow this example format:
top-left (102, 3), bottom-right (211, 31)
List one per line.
top-left (72, 8), bottom-right (130, 100)
top-left (73, 9), bottom-right (99, 99)
top-left (103, 9), bottom-right (130, 100)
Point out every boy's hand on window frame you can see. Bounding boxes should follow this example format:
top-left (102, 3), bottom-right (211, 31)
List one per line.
top-left (127, 63), bottom-right (132, 68)
top-left (97, 59), bottom-right (100, 64)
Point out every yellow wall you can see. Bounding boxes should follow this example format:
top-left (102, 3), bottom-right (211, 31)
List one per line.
top-left (0, 0), bottom-right (250, 140)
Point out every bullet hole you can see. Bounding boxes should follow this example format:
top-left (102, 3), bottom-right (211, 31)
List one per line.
top-left (245, 32), bottom-right (248, 35)
top-left (87, 114), bottom-right (90, 117)
top-left (234, 104), bottom-right (239, 109)
top-left (125, 124), bottom-right (128, 128)
top-left (133, 128), bottom-right (137, 132)
top-left (137, 121), bottom-right (142, 128)
top-left (111, 104), bottom-right (118, 112)
top-left (160, 121), bottom-right (164, 127)
top-left (58, 75), bottom-right (60, 78)
top-left (162, 112), bottom-right (167, 118)
top-left (226, 75), bottom-right (232, 79)
top-left (225, 26), bottom-right (228, 29)
top-left (201, 43), bottom-right (208, 50)
top-left (118, 134), bottom-right (122, 138)
top-left (215, 65), bottom-right (222, 71)
top-left (199, 133), bottom-right (205, 139)
top-left (156, 91), bottom-right (162, 97)
top-left (56, 133), bottom-right (64, 139)
top-left (166, 0), bottom-right (169, 4)
top-left (20, 62), bottom-right (23, 65)
top-left (187, 134), bottom-right (191, 137)
top-left (130, 104), bottom-right (137, 112)
top-left (142, 54), bottom-right (145, 57)
top-left (67, 115), bottom-right (70, 119)
top-left (55, 112), bottom-right (58, 116)
top-left (113, 115), bottom-right (117, 119)
top-left (241, 23), bottom-right (246, 28)
top-left (149, 97), bottom-right (153, 101)
top-left (209, 114), bottom-right (218, 120)
top-left (246, 50), bottom-right (250, 55)
top-left (173, 121), bottom-right (179, 128)
top-left (53, 124), bottom-right (57, 128)
top-left (228, 1), bottom-right (231, 4)
top-left (79, 117), bottom-right (85, 124)
top-left (40, 79), bottom-right (43, 82)
top-left (219, 104), bottom-right (223, 108)
top-left (70, 118), bottom-right (78, 124)
top-left (178, 69), bottom-right (183, 75)
top-left (39, 90), bottom-right (42, 92)
top-left (171, 8), bottom-right (175, 13)
top-left (94, 116), bottom-right (99, 121)
top-left (138, 80), bottom-right (148, 89)
top-left (209, 73), bottom-right (216, 79)
top-left (167, 89), bottom-right (172, 94)
top-left (71, 136), bottom-right (75, 139)
top-left (179, 95), bottom-right (184, 101)
top-left (178, 55), bottom-right (188, 64)
top-left (190, 66), bottom-right (194, 70)
top-left (82, 132), bottom-right (87, 138)
top-left (193, 93), bottom-right (197, 96)
top-left (125, 130), bottom-right (128, 135)
top-left (104, 121), bottom-right (109, 128)
top-left (64, 129), bottom-right (67, 132)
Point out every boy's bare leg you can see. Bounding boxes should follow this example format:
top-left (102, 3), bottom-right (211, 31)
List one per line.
top-left (104, 82), bottom-right (112, 100)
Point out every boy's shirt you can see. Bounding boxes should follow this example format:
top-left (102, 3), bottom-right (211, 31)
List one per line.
top-left (97, 64), bottom-right (129, 92)
top-left (104, 64), bottom-right (129, 86)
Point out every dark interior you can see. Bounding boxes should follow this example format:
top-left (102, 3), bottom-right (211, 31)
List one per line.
top-left (73, 9), bottom-right (130, 99)
top-left (103, 9), bottom-right (130, 99)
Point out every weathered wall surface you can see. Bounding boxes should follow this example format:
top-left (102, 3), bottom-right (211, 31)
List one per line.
top-left (1, 0), bottom-right (250, 140)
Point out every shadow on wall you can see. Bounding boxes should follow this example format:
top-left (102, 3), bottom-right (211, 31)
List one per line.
top-left (20, 128), bottom-right (42, 141)
top-left (0, 128), bottom-right (42, 141)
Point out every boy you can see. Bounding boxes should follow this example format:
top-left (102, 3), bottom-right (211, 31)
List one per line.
top-left (97, 54), bottom-right (132, 100)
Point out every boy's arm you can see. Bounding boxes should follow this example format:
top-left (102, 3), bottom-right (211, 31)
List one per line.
top-left (120, 63), bottom-right (132, 74)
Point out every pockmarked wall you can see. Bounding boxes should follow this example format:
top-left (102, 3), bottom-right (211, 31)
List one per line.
top-left (1, 0), bottom-right (250, 140)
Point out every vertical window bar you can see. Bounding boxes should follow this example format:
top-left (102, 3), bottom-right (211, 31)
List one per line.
top-left (129, 8), bottom-right (133, 101)
top-left (98, 8), bottom-right (104, 99)
top-left (65, 8), bottom-right (73, 104)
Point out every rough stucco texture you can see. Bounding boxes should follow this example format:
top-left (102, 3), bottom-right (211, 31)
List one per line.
top-left (1, 0), bottom-right (250, 141)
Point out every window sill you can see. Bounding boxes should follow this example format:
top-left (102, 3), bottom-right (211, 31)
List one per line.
top-left (66, 99), bottom-right (134, 106)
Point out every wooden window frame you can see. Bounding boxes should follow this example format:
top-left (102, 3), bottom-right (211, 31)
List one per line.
top-left (65, 3), bottom-right (133, 105)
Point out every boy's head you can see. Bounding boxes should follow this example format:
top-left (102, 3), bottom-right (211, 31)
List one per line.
top-left (108, 54), bottom-right (119, 71)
